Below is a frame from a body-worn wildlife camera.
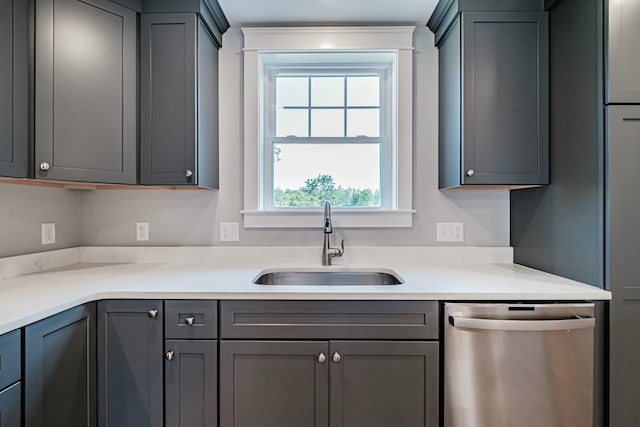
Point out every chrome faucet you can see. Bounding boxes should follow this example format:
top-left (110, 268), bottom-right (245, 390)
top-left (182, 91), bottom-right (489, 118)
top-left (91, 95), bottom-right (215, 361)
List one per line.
top-left (322, 200), bottom-right (344, 266)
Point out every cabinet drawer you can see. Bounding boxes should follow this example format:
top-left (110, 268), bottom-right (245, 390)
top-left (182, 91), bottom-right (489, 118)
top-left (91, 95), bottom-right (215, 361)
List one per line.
top-left (220, 301), bottom-right (439, 340)
top-left (0, 330), bottom-right (20, 390)
top-left (165, 300), bottom-right (218, 339)
top-left (0, 382), bottom-right (21, 427)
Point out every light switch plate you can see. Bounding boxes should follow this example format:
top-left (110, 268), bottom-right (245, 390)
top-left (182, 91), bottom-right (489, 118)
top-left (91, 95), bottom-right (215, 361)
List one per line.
top-left (136, 222), bottom-right (149, 241)
top-left (220, 222), bottom-right (240, 242)
top-left (437, 222), bottom-right (464, 242)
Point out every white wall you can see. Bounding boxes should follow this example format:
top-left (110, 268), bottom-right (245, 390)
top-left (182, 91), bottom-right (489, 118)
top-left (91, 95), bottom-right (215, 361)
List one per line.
top-left (76, 26), bottom-right (510, 248)
top-left (0, 183), bottom-right (79, 257)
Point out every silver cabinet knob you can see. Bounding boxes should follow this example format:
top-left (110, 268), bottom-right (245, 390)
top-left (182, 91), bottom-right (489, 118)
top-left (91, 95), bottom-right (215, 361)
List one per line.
top-left (318, 353), bottom-right (326, 363)
top-left (466, 169), bottom-right (475, 177)
top-left (165, 350), bottom-right (174, 361)
top-left (40, 162), bottom-right (50, 171)
top-left (332, 352), bottom-right (341, 363)
top-left (148, 309), bottom-right (159, 319)
top-left (185, 169), bottom-right (193, 178)
top-left (185, 316), bottom-right (195, 326)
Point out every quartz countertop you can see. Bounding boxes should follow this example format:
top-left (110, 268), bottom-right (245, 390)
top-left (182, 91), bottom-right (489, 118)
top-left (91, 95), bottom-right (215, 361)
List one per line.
top-left (0, 246), bottom-right (611, 335)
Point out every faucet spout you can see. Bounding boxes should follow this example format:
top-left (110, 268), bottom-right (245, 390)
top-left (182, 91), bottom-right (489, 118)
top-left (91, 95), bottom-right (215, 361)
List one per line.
top-left (322, 201), bottom-right (344, 266)
top-left (324, 200), bottom-right (332, 233)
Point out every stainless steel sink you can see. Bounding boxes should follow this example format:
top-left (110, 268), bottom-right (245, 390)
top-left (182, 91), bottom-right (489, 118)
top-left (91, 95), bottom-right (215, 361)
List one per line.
top-left (253, 269), bottom-right (403, 285)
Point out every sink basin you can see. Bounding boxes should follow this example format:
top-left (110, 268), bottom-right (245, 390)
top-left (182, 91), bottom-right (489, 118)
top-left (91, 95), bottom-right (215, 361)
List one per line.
top-left (253, 269), bottom-right (403, 285)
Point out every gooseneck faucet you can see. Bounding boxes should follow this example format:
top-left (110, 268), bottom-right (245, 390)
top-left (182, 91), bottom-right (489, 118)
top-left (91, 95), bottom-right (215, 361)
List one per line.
top-left (322, 200), bottom-right (344, 266)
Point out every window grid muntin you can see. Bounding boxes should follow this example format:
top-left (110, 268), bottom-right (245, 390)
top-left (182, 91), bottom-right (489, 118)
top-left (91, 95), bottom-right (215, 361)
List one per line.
top-left (264, 64), bottom-right (392, 210)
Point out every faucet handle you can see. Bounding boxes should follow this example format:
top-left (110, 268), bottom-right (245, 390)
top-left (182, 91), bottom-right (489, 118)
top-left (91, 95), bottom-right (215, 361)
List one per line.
top-left (330, 240), bottom-right (345, 258)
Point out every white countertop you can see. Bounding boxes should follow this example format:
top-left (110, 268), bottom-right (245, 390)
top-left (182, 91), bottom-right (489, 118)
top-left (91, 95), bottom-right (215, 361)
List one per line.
top-left (0, 246), bottom-right (611, 335)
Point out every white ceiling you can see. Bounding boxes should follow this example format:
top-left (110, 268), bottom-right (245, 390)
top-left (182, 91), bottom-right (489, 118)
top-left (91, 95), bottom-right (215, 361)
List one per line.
top-left (217, 0), bottom-right (439, 26)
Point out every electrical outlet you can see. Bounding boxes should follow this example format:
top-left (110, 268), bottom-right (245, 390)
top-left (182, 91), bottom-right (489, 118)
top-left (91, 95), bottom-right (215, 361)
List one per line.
top-left (136, 222), bottom-right (149, 241)
top-left (41, 223), bottom-right (56, 245)
top-left (220, 222), bottom-right (240, 242)
top-left (436, 222), bottom-right (464, 242)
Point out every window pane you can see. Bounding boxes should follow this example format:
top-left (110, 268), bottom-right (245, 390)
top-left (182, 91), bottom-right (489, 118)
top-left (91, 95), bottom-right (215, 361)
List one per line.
top-left (277, 109), bottom-right (308, 137)
top-left (347, 76), bottom-right (380, 106)
top-left (276, 77), bottom-right (308, 107)
top-left (347, 109), bottom-right (380, 137)
top-left (311, 109), bottom-right (344, 137)
top-left (311, 77), bottom-right (344, 107)
top-left (273, 143), bottom-right (381, 207)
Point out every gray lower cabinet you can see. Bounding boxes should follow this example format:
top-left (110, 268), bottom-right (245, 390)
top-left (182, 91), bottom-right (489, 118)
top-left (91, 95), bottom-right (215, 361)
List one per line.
top-left (24, 303), bottom-right (97, 427)
top-left (428, 2), bottom-right (549, 188)
top-left (607, 105), bottom-right (640, 426)
top-left (606, 0), bottom-right (640, 103)
top-left (97, 300), bottom-right (163, 427)
top-left (165, 340), bottom-right (218, 427)
top-left (220, 340), bottom-right (330, 427)
top-left (330, 341), bottom-right (439, 427)
top-left (220, 340), bottom-right (438, 427)
top-left (34, 0), bottom-right (137, 184)
top-left (0, 330), bottom-right (21, 427)
top-left (140, 12), bottom-right (220, 187)
top-left (0, 0), bottom-right (29, 178)
top-left (219, 300), bottom-right (440, 427)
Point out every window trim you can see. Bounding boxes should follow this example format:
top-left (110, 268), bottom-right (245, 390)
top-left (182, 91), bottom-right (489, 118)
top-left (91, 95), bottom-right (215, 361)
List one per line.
top-left (242, 26), bottom-right (415, 228)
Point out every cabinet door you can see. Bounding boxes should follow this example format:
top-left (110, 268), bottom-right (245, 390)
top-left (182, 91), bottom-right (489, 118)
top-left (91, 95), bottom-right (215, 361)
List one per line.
top-left (607, 0), bottom-right (640, 103)
top-left (462, 12), bottom-right (549, 185)
top-left (607, 106), bottom-right (640, 426)
top-left (329, 341), bottom-right (439, 427)
top-left (0, 0), bottom-right (28, 178)
top-left (220, 340), bottom-right (329, 427)
top-left (25, 303), bottom-right (96, 427)
top-left (35, 0), bottom-right (136, 184)
top-left (0, 383), bottom-right (21, 427)
top-left (97, 300), bottom-right (163, 427)
top-left (165, 340), bottom-right (217, 427)
top-left (140, 13), bottom-right (197, 185)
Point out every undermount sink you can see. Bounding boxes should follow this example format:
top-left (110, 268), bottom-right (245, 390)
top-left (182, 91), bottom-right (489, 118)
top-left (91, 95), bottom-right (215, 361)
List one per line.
top-left (253, 268), bottom-right (403, 286)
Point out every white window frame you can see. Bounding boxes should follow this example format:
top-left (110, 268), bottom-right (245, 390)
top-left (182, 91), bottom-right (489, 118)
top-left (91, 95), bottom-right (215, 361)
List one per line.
top-left (242, 27), bottom-right (415, 228)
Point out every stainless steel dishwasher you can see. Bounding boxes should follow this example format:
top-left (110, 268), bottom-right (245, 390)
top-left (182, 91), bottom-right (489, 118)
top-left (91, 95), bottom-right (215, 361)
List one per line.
top-left (444, 302), bottom-right (595, 427)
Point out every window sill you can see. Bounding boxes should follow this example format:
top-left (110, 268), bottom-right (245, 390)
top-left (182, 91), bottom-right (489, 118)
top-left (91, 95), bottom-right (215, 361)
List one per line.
top-left (241, 209), bottom-right (415, 229)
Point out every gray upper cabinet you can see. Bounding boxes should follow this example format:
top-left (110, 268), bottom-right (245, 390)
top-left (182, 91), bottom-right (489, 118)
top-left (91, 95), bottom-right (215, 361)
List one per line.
top-left (98, 300), bottom-right (163, 427)
top-left (34, 0), bottom-right (137, 184)
top-left (140, 3), bottom-right (227, 187)
top-left (606, 0), bottom-right (640, 103)
top-left (24, 303), bottom-right (96, 427)
top-left (428, 2), bottom-right (549, 188)
top-left (0, 0), bottom-right (29, 178)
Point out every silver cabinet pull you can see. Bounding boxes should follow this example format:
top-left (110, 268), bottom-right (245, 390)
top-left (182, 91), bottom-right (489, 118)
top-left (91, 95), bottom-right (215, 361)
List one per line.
top-left (318, 353), bottom-right (326, 363)
top-left (148, 309), bottom-right (159, 319)
top-left (466, 169), bottom-right (475, 177)
top-left (185, 169), bottom-right (193, 178)
top-left (40, 162), bottom-right (50, 171)
top-left (185, 316), bottom-right (195, 326)
top-left (165, 350), bottom-right (174, 361)
top-left (332, 352), bottom-right (341, 363)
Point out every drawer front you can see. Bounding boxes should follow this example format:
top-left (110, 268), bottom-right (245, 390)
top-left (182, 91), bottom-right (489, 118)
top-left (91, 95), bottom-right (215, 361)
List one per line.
top-left (220, 301), bottom-right (439, 340)
top-left (165, 300), bottom-right (218, 339)
top-left (0, 382), bottom-right (21, 427)
top-left (0, 330), bottom-right (21, 390)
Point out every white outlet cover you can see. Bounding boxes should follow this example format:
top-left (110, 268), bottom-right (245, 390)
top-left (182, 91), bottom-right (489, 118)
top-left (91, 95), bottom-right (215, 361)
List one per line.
top-left (436, 222), bottom-right (464, 243)
top-left (220, 222), bottom-right (240, 242)
top-left (41, 223), bottom-right (56, 245)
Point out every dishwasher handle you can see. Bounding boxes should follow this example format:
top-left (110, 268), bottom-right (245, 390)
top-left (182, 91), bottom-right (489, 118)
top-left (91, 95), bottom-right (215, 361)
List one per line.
top-left (449, 315), bottom-right (595, 331)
